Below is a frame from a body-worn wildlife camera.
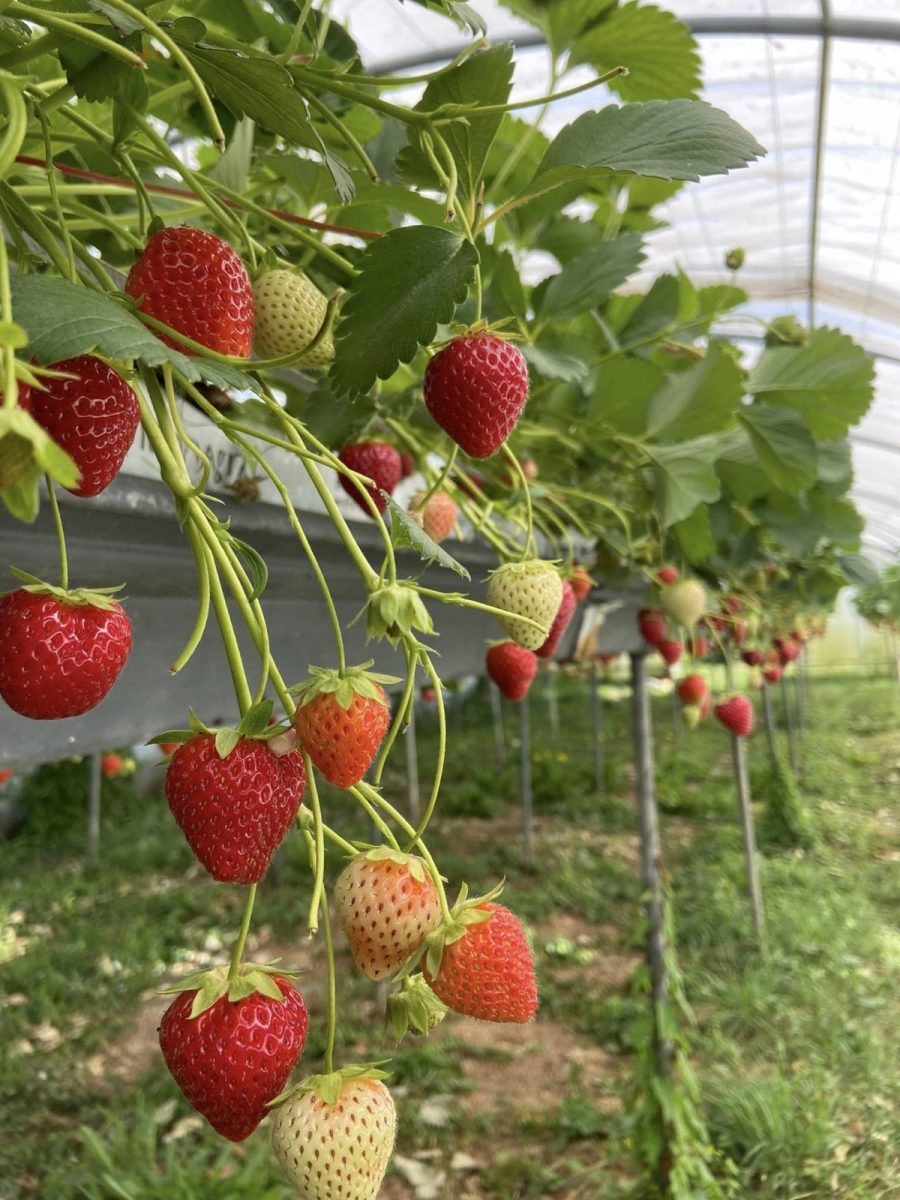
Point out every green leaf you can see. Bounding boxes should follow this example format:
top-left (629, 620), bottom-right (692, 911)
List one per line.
top-left (647, 437), bottom-right (721, 527)
top-left (238, 700), bottom-right (274, 738)
top-left (839, 553), bottom-right (880, 587)
top-left (87, 1), bottom-right (143, 37)
top-left (646, 343), bottom-right (743, 442)
top-left (615, 274), bottom-right (681, 346)
top-left (539, 234), bottom-right (645, 320)
top-left (230, 536), bottom-right (268, 602)
top-left (1, 467), bottom-right (40, 523)
top-left (524, 101), bottom-right (764, 202)
top-left (521, 345), bottom-right (590, 386)
top-left (738, 404), bottom-right (817, 493)
top-left (816, 438), bottom-right (853, 489)
top-left (330, 226), bottom-right (478, 399)
top-left (570, 3), bottom-right (701, 102)
top-left (673, 505), bottom-right (715, 563)
top-left (589, 356), bottom-right (663, 436)
top-left (214, 728), bottom-right (241, 759)
top-left (748, 327), bottom-right (874, 438)
top-left (489, 248), bottom-right (528, 320)
top-left (60, 30), bottom-right (145, 105)
top-left (398, 44), bottom-right (514, 200)
top-left (10, 274), bottom-right (259, 395)
top-left (385, 495), bottom-right (470, 579)
top-left (715, 426), bottom-right (771, 503)
top-left (209, 116), bottom-right (255, 193)
top-left (407, 0), bottom-right (486, 34)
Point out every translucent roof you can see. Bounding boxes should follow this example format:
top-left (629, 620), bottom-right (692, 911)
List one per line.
top-left (330, 0), bottom-right (900, 565)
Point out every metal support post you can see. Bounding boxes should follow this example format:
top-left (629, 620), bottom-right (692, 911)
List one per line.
top-left (519, 693), bottom-right (533, 866)
top-left (731, 735), bottom-right (766, 949)
top-left (591, 661), bottom-right (604, 794)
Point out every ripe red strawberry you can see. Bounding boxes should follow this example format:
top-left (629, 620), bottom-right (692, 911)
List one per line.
top-left (338, 442), bottom-right (401, 516)
top-left (165, 734), bottom-right (305, 883)
top-left (272, 1073), bottom-right (396, 1199)
top-left (660, 580), bottom-right (706, 628)
top-left (598, 653), bottom-right (618, 667)
top-left (656, 565), bottom-right (679, 585)
top-left (0, 584), bottom-right (131, 719)
top-left (293, 664), bottom-right (392, 789)
top-left (568, 563), bottom-right (594, 604)
top-left (763, 663), bottom-right (783, 684)
top-left (774, 636), bottom-right (801, 664)
top-left (791, 626), bottom-right (808, 644)
top-left (159, 973), bottom-right (308, 1142)
top-left (101, 753), bottom-right (122, 778)
top-left (421, 686), bottom-right (436, 702)
top-left (658, 638), bottom-right (683, 667)
top-left (158, 741), bottom-right (179, 756)
top-left (125, 226), bottom-right (253, 357)
top-left (741, 648), bottom-right (766, 667)
top-left (486, 641), bottom-right (538, 701)
top-left (487, 560), bottom-right (562, 651)
top-left (28, 356), bottom-right (139, 497)
top-left (691, 635), bottom-right (709, 659)
top-left (714, 694), bottom-right (754, 737)
top-left (706, 614), bottom-right (728, 634)
top-left (0, 769), bottom-right (14, 784)
top-left (722, 594), bottom-right (743, 614)
top-left (334, 850), bottom-right (441, 980)
top-left (731, 619), bottom-right (748, 644)
top-left (676, 675), bottom-right (708, 707)
top-left (638, 608), bottom-right (666, 647)
top-left (424, 334), bottom-right (529, 458)
top-left (409, 490), bottom-right (457, 543)
top-left (399, 451), bottom-right (415, 479)
top-left (536, 579), bottom-right (576, 659)
top-left (424, 901), bottom-right (537, 1023)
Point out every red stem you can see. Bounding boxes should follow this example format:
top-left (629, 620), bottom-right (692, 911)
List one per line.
top-left (13, 155), bottom-right (381, 240)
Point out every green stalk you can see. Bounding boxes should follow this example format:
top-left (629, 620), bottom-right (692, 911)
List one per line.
top-left (194, 527), bottom-right (253, 714)
top-left (406, 651), bottom-right (447, 846)
top-left (44, 478), bottom-right (69, 589)
top-left (227, 884), bottom-right (257, 981)
top-left (305, 759), bottom-right (327, 935)
top-left (9, 4), bottom-right (146, 67)
top-left (372, 640), bottom-right (417, 785)
top-left (349, 786), bottom-right (401, 851)
top-left (501, 444), bottom-right (535, 559)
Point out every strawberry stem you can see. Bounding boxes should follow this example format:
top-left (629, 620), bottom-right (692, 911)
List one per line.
top-left (305, 759), bottom-right (327, 936)
top-left (44, 476), bottom-right (68, 591)
top-left (417, 444), bottom-right (458, 511)
top-left (192, 528), bottom-right (253, 716)
top-left (227, 884), bottom-right (257, 982)
top-left (350, 786), bottom-right (402, 852)
top-left (405, 651), bottom-right (447, 847)
top-left (372, 642), bottom-right (417, 787)
top-left (320, 884), bottom-right (338, 1074)
top-left (501, 444), bottom-right (536, 560)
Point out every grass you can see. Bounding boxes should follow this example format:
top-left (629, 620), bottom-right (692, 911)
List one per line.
top-left (0, 668), bottom-right (897, 1198)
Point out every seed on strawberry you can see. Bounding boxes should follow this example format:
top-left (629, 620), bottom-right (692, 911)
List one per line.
top-left (28, 356), bottom-right (139, 498)
top-left (656, 565), bottom-right (679, 585)
top-left (424, 901), bottom-right (537, 1024)
top-left (568, 563), bottom-right (594, 604)
top-left (660, 580), bottom-right (706, 628)
top-left (486, 560), bottom-right (562, 651)
top-left (253, 269), bottom-right (334, 366)
top-left (338, 443), bottom-right (401, 516)
top-left (165, 734), bottom-right (306, 883)
top-left (658, 638), bottom-right (683, 667)
top-left (272, 1073), bottom-right (396, 1200)
top-left (676, 675), bottom-right (708, 707)
top-left (125, 226), bottom-right (253, 358)
top-left (334, 850), bottom-right (442, 981)
top-left (638, 608), bottom-right (667, 647)
top-left (424, 334), bottom-right (529, 458)
top-left (536, 580), bottom-right (576, 659)
top-left (409, 490), bottom-right (457, 543)
top-left (159, 973), bottom-right (308, 1142)
top-left (714, 694), bottom-right (754, 737)
top-left (0, 584), bottom-right (131, 720)
top-left (292, 664), bottom-right (393, 789)
top-left (486, 641), bottom-right (538, 701)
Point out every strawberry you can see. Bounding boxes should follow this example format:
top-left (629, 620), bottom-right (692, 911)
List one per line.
top-left (741, 649), bottom-right (766, 667)
top-left (722, 594), bottom-right (743, 614)
top-left (657, 638), bottom-right (683, 667)
top-left (791, 626), bottom-right (808, 644)
top-left (421, 686), bottom-right (436, 702)
top-left (676, 675), bottom-right (708, 707)
top-left (409, 490), bottom-right (457, 543)
top-left (253, 269), bottom-right (334, 366)
top-left (763, 663), bottom-right (783, 684)
top-left (399, 451), bottom-right (415, 479)
top-left (638, 608), bottom-right (667, 647)
top-left (338, 443), bottom-right (401, 516)
top-left (158, 741), bottom-right (179, 756)
top-left (536, 579), bottom-right (576, 659)
top-left (424, 333), bottom-right (529, 458)
top-left (334, 850), bottom-right (442, 980)
top-left (568, 563), bottom-right (594, 604)
top-left (165, 732), bottom-right (305, 883)
top-left (731, 619), bottom-right (748, 644)
top-left (28, 356), bottom-right (139, 497)
top-left (292, 664), bottom-right (393, 789)
top-left (774, 636), bottom-right (801, 664)
top-left (0, 581), bottom-right (131, 720)
top-left (0, 769), bottom-right (14, 784)
top-left (691, 635), bottom-right (709, 659)
top-left (486, 560), bottom-right (562, 651)
top-left (714, 694), bottom-right (754, 737)
top-left (660, 580), bottom-right (706, 628)
top-left (125, 226), bottom-right (253, 358)
top-left (706, 613), bottom-right (728, 634)
top-left (486, 641), bottom-right (538, 701)
top-left (598, 653), bottom-right (618, 667)
top-left (424, 900), bottom-right (537, 1024)
top-left (656, 565), bottom-right (679, 585)
top-left (159, 970), bottom-right (308, 1142)
top-left (101, 753), bottom-right (122, 778)
top-left (272, 1070), bottom-right (396, 1200)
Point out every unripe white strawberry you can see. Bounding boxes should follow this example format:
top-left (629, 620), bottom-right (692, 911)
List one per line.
top-left (487, 560), bottom-right (563, 651)
top-left (660, 579), bottom-right (706, 628)
top-left (253, 269), bottom-right (334, 366)
top-left (409, 490), bottom-right (457, 544)
top-left (272, 1074), bottom-right (396, 1200)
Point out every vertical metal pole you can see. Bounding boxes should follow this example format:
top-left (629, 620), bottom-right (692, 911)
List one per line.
top-left (670, 686), bottom-right (681, 744)
top-left (519, 693), bottom-right (533, 866)
top-left (781, 674), bottom-right (799, 774)
top-left (87, 753), bottom-right (101, 863)
top-left (591, 661), bottom-right (604, 794)
top-left (761, 682), bottom-right (778, 766)
top-left (629, 652), bottom-right (671, 1080)
top-left (731, 735), bottom-right (766, 949)
top-left (405, 697), bottom-right (420, 824)
top-left (489, 680), bottom-right (506, 768)
top-left (546, 665), bottom-right (559, 743)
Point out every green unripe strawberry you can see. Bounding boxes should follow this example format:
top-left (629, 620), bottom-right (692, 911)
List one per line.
top-left (487, 560), bottom-right (563, 651)
top-left (660, 579), bottom-right (706, 629)
top-left (253, 269), bottom-right (334, 366)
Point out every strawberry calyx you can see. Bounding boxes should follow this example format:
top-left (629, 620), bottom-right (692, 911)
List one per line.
top-left (269, 1062), bottom-right (391, 1109)
top-left (7, 568), bottom-right (125, 611)
top-left (682, 704), bottom-right (703, 730)
top-left (423, 880), bottom-right (504, 978)
top-left (385, 974), bottom-right (447, 1042)
top-left (353, 846), bottom-right (430, 883)
top-left (158, 961), bottom-right (299, 1018)
top-left (362, 583), bottom-right (434, 646)
top-left (291, 662), bottom-right (399, 711)
top-left (148, 699), bottom-right (293, 759)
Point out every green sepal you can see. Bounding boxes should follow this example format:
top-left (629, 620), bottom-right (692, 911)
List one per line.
top-left (6, 568), bottom-right (126, 610)
top-left (158, 961), bottom-right (300, 1018)
top-left (362, 846), bottom-right (428, 884)
top-left (385, 974), bottom-right (447, 1042)
top-left (0, 406), bottom-right (80, 494)
top-left (236, 699), bottom-right (274, 736)
top-left (424, 880), bottom-right (504, 978)
top-left (363, 583), bottom-right (434, 647)
top-left (146, 729), bottom-right (194, 746)
top-left (0, 321), bottom-right (28, 350)
top-left (291, 662), bottom-right (399, 710)
top-left (269, 1062), bottom-right (392, 1110)
top-left (681, 704), bottom-right (703, 730)
top-left (215, 727), bottom-right (241, 759)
